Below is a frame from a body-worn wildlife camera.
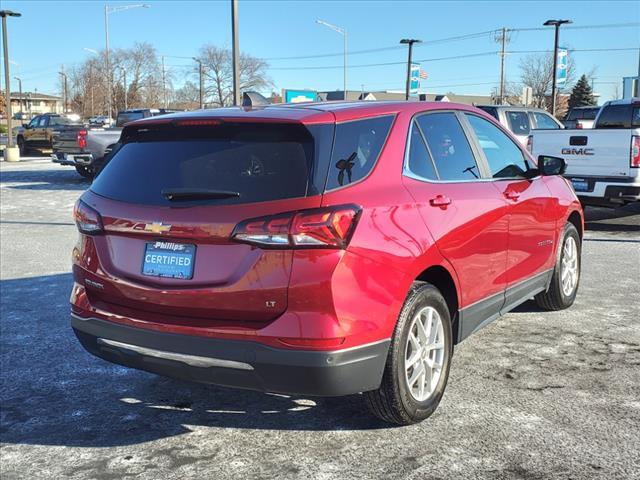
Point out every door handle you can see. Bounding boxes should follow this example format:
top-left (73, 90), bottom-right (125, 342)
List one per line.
top-left (429, 195), bottom-right (452, 207)
top-left (504, 190), bottom-right (520, 201)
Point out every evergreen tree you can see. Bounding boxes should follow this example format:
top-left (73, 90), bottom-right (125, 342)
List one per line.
top-left (569, 75), bottom-right (596, 109)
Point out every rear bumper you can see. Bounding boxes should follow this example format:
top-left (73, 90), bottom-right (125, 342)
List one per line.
top-left (51, 152), bottom-right (94, 166)
top-left (71, 314), bottom-right (389, 397)
top-left (566, 175), bottom-right (640, 205)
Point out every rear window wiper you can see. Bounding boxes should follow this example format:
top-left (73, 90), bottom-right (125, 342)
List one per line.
top-left (161, 188), bottom-right (241, 201)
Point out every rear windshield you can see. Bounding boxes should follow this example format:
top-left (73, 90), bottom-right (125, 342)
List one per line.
top-left (595, 104), bottom-right (640, 129)
top-left (476, 106), bottom-right (499, 120)
top-left (116, 112), bottom-right (146, 127)
top-left (567, 107), bottom-right (599, 120)
top-left (91, 122), bottom-right (328, 206)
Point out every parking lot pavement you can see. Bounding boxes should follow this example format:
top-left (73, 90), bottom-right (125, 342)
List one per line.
top-left (1, 159), bottom-right (639, 480)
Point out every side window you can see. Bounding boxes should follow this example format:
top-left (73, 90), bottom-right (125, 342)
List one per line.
top-left (416, 112), bottom-right (480, 181)
top-left (466, 114), bottom-right (529, 178)
top-left (632, 107), bottom-right (640, 127)
top-left (506, 111), bottom-right (530, 135)
top-left (28, 117), bottom-right (39, 128)
top-left (406, 121), bottom-right (437, 180)
top-left (533, 112), bottom-right (560, 129)
top-left (325, 115), bottom-right (394, 190)
top-left (37, 117), bottom-right (48, 128)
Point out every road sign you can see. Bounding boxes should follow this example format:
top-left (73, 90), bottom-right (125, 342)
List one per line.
top-left (283, 89), bottom-right (317, 103)
top-left (410, 63), bottom-right (420, 95)
top-left (556, 48), bottom-right (568, 86)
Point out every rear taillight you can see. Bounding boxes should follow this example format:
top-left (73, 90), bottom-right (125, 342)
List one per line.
top-left (77, 130), bottom-right (87, 149)
top-left (73, 199), bottom-right (103, 234)
top-left (631, 136), bottom-right (640, 168)
top-left (232, 205), bottom-right (361, 249)
top-left (526, 135), bottom-right (533, 153)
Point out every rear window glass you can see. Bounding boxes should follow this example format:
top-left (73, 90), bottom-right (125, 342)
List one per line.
top-left (476, 106), bottom-right (499, 120)
top-left (533, 112), bottom-right (560, 129)
top-left (325, 116), bottom-right (394, 190)
top-left (506, 111), bottom-right (531, 135)
top-left (596, 104), bottom-right (636, 128)
top-left (91, 123), bottom-right (318, 206)
top-left (116, 112), bottom-right (146, 127)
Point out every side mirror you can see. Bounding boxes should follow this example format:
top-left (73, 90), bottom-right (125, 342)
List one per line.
top-left (538, 155), bottom-right (567, 176)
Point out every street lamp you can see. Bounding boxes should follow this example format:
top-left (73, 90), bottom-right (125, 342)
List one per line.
top-left (1, 9), bottom-right (21, 156)
top-left (543, 19), bottom-right (572, 116)
top-left (316, 19), bottom-right (347, 100)
top-left (400, 38), bottom-right (422, 101)
top-left (104, 3), bottom-right (150, 119)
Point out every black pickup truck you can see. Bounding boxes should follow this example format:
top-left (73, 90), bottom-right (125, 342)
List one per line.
top-left (51, 108), bottom-right (179, 178)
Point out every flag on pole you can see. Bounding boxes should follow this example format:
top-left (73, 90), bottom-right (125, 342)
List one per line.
top-left (419, 69), bottom-right (428, 80)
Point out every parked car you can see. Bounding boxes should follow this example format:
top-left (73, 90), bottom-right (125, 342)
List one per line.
top-left (70, 102), bottom-right (583, 425)
top-left (563, 106), bottom-right (600, 129)
top-left (16, 114), bottom-right (83, 156)
top-left (529, 97), bottom-right (640, 207)
top-left (89, 116), bottom-right (113, 127)
top-left (476, 105), bottom-right (563, 145)
top-left (52, 109), bottom-right (174, 178)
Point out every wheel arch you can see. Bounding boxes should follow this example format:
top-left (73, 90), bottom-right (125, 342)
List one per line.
top-left (414, 264), bottom-right (461, 344)
top-left (567, 209), bottom-right (583, 239)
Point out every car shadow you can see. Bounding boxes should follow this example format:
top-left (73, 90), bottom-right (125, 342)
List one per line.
top-left (583, 203), bottom-right (640, 234)
top-left (0, 274), bottom-right (391, 449)
top-left (0, 168), bottom-right (90, 191)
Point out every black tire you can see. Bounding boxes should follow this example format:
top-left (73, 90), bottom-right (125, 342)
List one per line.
top-left (364, 283), bottom-right (453, 425)
top-left (75, 165), bottom-right (95, 179)
top-left (535, 223), bottom-right (581, 311)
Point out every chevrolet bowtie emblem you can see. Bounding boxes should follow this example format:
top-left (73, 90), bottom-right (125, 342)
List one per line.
top-left (144, 222), bottom-right (172, 233)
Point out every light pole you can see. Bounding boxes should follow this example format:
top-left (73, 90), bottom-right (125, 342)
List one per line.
top-left (316, 19), bottom-right (347, 99)
top-left (1, 9), bottom-right (21, 155)
top-left (59, 70), bottom-right (68, 113)
top-left (231, 0), bottom-right (240, 106)
top-left (544, 19), bottom-right (572, 116)
top-left (118, 66), bottom-right (128, 110)
top-left (84, 48), bottom-right (99, 116)
top-left (13, 76), bottom-right (22, 115)
top-left (104, 4), bottom-right (149, 119)
top-left (400, 38), bottom-right (421, 101)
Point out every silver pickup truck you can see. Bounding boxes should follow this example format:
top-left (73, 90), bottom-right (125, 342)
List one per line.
top-left (51, 109), bottom-right (175, 178)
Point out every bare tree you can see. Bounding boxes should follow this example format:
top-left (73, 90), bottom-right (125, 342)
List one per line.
top-left (519, 52), bottom-right (576, 113)
top-left (197, 44), bottom-right (271, 107)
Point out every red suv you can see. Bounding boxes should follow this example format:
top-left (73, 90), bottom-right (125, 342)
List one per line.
top-left (71, 102), bottom-right (583, 425)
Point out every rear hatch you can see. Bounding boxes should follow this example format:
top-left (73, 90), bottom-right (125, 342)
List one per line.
top-left (83, 118), bottom-right (333, 322)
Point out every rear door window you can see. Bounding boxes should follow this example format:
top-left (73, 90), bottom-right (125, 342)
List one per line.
top-left (506, 111), bottom-right (531, 135)
top-left (533, 112), bottom-right (560, 129)
top-left (325, 116), bottom-right (394, 190)
top-left (466, 114), bottom-right (529, 178)
top-left (92, 122), bottom-right (319, 206)
top-left (417, 112), bottom-right (480, 181)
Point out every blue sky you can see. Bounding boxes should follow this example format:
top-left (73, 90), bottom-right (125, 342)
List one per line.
top-left (2, 0), bottom-right (639, 102)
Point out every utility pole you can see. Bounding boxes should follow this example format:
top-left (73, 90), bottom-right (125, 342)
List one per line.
top-left (400, 38), bottom-right (421, 101)
top-left (14, 76), bottom-right (22, 115)
top-left (1, 9), bottom-right (21, 155)
top-left (162, 55), bottom-right (167, 108)
top-left (496, 27), bottom-right (510, 104)
top-left (121, 67), bottom-right (127, 110)
top-left (89, 63), bottom-right (94, 116)
top-left (544, 19), bottom-right (572, 116)
top-left (193, 58), bottom-right (204, 109)
top-left (59, 67), bottom-right (68, 113)
top-left (231, 0), bottom-right (240, 106)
